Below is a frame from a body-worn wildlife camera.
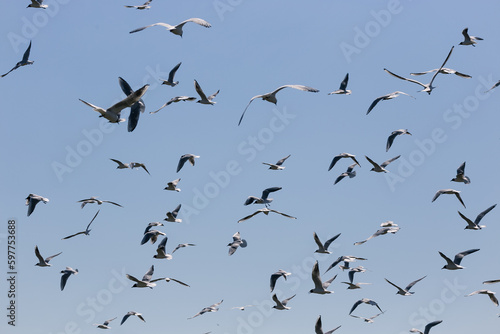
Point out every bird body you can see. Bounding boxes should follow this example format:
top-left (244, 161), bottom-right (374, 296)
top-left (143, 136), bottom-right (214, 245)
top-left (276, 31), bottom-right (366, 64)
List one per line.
top-left (366, 91), bottom-right (413, 115)
top-left (27, 0), bottom-right (48, 8)
top-left (451, 162), bottom-right (470, 184)
top-left (262, 154), bottom-right (291, 170)
top-left (270, 269), bottom-right (291, 292)
top-left (26, 193), bottom-right (49, 216)
top-left (385, 276), bottom-right (426, 295)
top-left (177, 154), bottom-right (200, 172)
top-left (272, 293), bottom-right (295, 310)
top-left (164, 204), bottom-right (182, 223)
top-left (328, 73), bottom-right (351, 95)
top-left (439, 249), bottom-right (479, 270)
top-left (244, 187), bottom-right (282, 207)
top-left (228, 231), bottom-right (247, 255)
top-left (2, 41), bottom-right (34, 77)
top-left (130, 18), bottom-right (211, 37)
top-left (60, 267), bottom-right (78, 291)
top-left (164, 178), bottom-right (181, 192)
top-left (365, 155), bottom-right (400, 173)
top-left (310, 261), bottom-right (336, 294)
top-left (432, 189), bottom-right (466, 208)
top-left (386, 129), bottom-right (412, 152)
top-left (459, 28), bottom-right (483, 46)
top-left (34, 246), bottom-right (62, 267)
top-left (313, 232), bottom-right (341, 254)
top-left (458, 204), bottom-right (496, 230)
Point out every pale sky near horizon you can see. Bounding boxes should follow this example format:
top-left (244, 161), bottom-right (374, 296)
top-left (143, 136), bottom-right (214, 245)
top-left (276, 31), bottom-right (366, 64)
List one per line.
top-left (2, 1), bottom-right (500, 333)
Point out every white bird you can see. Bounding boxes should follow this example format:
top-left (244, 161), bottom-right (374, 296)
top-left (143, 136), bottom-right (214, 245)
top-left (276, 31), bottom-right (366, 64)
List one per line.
top-left (238, 208), bottom-right (297, 223)
top-left (262, 154), bottom-right (291, 170)
top-left (432, 189), bottom-right (466, 208)
top-left (120, 311), bottom-right (146, 325)
top-left (238, 84), bottom-right (319, 125)
top-left (244, 187), bottom-right (282, 207)
top-left (164, 178), bottom-right (181, 192)
top-left (34, 245), bottom-right (62, 267)
top-left (126, 265), bottom-right (189, 288)
top-left (366, 91), bottom-right (414, 115)
top-left (350, 312), bottom-right (383, 323)
top-left (345, 266), bottom-right (367, 286)
top-left (483, 279), bottom-right (500, 285)
top-left (177, 154), bottom-right (200, 172)
top-left (349, 298), bottom-right (383, 315)
top-left (188, 300), bottom-right (223, 319)
top-left (194, 79), bottom-right (219, 105)
top-left (410, 320), bottom-right (443, 334)
top-left (164, 204), bottom-right (182, 223)
top-left (410, 67), bottom-right (471, 78)
top-left (228, 232), bottom-right (247, 256)
top-left (2, 41), bottom-right (34, 77)
top-left (160, 62), bottom-right (181, 86)
top-left (80, 84), bottom-right (149, 123)
top-left (77, 197), bottom-right (122, 209)
top-left (153, 236), bottom-right (172, 260)
top-left (129, 18), bottom-right (211, 37)
top-left (272, 293), bottom-right (295, 310)
top-left (130, 162), bottom-right (150, 175)
top-left (141, 230), bottom-right (166, 245)
top-left (151, 96), bottom-right (196, 114)
top-left (384, 276), bottom-right (426, 296)
top-left (26, 193), bottom-right (49, 217)
top-left (439, 249), bottom-right (479, 270)
top-left (334, 163), bottom-right (357, 185)
top-left (144, 222), bottom-right (164, 234)
top-left (485, 80), bottom-right (500, 93)
top-left (459, 28), bottom-right (483, 47)
top-left (451, 162), bottom-right (470, 184)
top-left (93, 317), bottom-right (116, 329)
top-left (328, 153), bottom-right (361, 171)
top-left (386, 129), bottom-right (412, 152)
top-left (270, 269), bottom-right (291, 292)
top-left (341, 282), bottom-right (371, 290)
top-left (110, 158), bottom-right (130, 169)
top-left (325, 255), bottom-right (367, 273)
top-left (466, 290), bottom-right (499, 306)
top-left (60, 267), bottom-right (78, 291)
top-left (62, 210), bottom-right (99, 240)
top-left (231, 305), bottom-right (254, 311)
top-left (315, 315), bottom-right (341, 334)
top-left (328, 73), bottom-right (351, 95)
top-left (354, 225), bottom-right (400, 245)
top-left (458, 204), bottom-right (496, 230)
top-left (309, 261), bottom-right (336, 294)
top-left (171, 243), bottom-right (196, 255)
top-left (124, 0), bottom-right (152, 10)
top-left (365, 155), bottom-right (400, 173)
top-left (27, 0), bottom-right (47, 9)
top-left (384, 46), bottom-right (454, 95)
top-left (313, 232), bottom-right (341, 254)
top-left (118, 77), bottom-right (145, 132)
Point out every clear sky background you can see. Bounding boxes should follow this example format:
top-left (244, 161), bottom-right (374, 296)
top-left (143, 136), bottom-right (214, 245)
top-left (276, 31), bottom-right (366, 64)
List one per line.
top-left (1, 0), bottom-right (500, 333)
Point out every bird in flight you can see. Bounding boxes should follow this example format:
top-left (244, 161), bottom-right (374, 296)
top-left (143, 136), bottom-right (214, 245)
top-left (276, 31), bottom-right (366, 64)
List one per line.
top-left (237, 207), bottom-right (296, 223)
top-left (62, 210), bottom-right (100, 240)
top-left (485, 80), bottom-right (500, 93)
top-left (164, 178), bottom-right (181, 192)
top-left (459, 28), bottom-right (483, 46)
top-left (328, 153), bottom-right (360, 171)
top-left (188, 300), bottom-right (223, 319)
top-left (349, 298), bottom-right (383, 315)
top-left (227, 232), bottom-right (247, 256)
top-left (244, 187), bottom-right (282, 207)
top-left (272, 293), bottom-right (296, 310)
top-left (439, 249), bottom-right (479, 270)
top-left (130, 162), bottom-right (150, 175)
top-left (160, 62), bottom-right (182, 87)
top-left (410, 67), bottom-right (471, 78)
top-left (151, 96), bottom-right (197, 114)
top-left (366, 91), bottom-right (414, 115)
top-left (124, 0), bottom-right (152, 10)
top-left (26, 193), bottom-right (49, 217)
top-left (118, 77), bottom-right (146, 132)
top-left (328, 73), bottom-right (351, 95)
top-left (314, 315), bottom-right (341, 334)
top-left (270, 269), bottom-right (291, 292)
top-left (27, 0), bottom-right (48, 8)
top-left (34, 246), bottom-right (62, 267)
top-left (93, 317), bottom-right (116, 329)
top-left (466, 290), bottom-right (499, 306)
top-left (309, 261), bottom-right (336, 294)
top-left (451, 162), bottom-right (470, 184)
top-left (262, 154), bottom-right (291, 170)
top-left (77, 197), bottom-right (122, 209)
top-left (432, 189), bottom-right (466, 208)
top-left (354, 223), bottom-right (400, 245)
top-left (334, 163), bottom-right (357, 185)
top-left (60, 267), bottom-right (78, 291)
top-left (126, 265), bottom-right (189, 288)
top-left (129, 18), bottom-right (211, 37)
top-left (325, 255), bottom-right (367, 274)
top-left (458, 204), bottom-right (496, 230)
top-left (141, 229), bottom-right (166, 245)
top-left (194, 79), bottom-right (219, 105)
top-left (384, 276), bottom-right (426, 296)
top-left (153, 236), bottom-right (172, 259)
top-left (177, 154), bottom-right (200, 172)
top-left (2, 41), bottom-right (34, 77)
top-left (410, 320), bottom-right (443, 334)
top-left (164, 204), bottom-right (182, 223)
top-left (350, 313), bottom-right (383, 323)
top-left (120, 311), bottom-right (146, 325)
top-left (365, 155), bottom-right (400, 173)
top-left (386, 129), bottom-right (412, 152)
top-left (313, 232), bottom-right (341, 254)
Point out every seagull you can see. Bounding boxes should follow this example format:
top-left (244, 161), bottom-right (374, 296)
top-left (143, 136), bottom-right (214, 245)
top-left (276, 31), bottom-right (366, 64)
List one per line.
top-left (118, 77), bottom-right (145, 132)
top-left (483, 279), bottom-right (500, 285)
top-left (26, 193), bottom-right (49, 217)
top-left (313, 232), bottom-right (341, 254)
top-left (141, 230), bottom-right (166, 245)
top-left (459, 28), bottom-right (483, 46)
top-left (328, 153), bottom-right (360, 171)
top-left (110, 159), bottom-right (130, 169)
top-left (164, 204), bottom-right (182, 223)
top-left (309, 261), bottom-right (336, 294)
top-left (27, 0), bottom-right (47, 9)
top-left (439, 249), bottom-right (479, 270)
top-left (350, 312), bottom-right (383, 323)
top-left (349, 298), bottom-right (383, 315)
top-left (171, 243), bottom-right (196, 255)
top-left (354, 224), bottom-right (400, 245)
top-left (270, 269), bottom-right (291, 292)
top-left (315, 315), bottom-right (341, 334)
top-left (124, 0), bottom-right (152, 10)
top-left (77, 197), bottom-right (122, 209)
top-left (244, 187), bottom-right (282, 207)
top-left (231, 305), bottom-right (254, 311)
top-left (386, 129), bottom-right (412, 152)
top-left (188, 300), bottom-right (223, 319)
top-left (272, 293), bottom-right (295, 310)
top-left (432, 189), bottom-right (466, 208)
top-left (238, 84), bottom-right (319, 125)
top-left (365, 155), bottom-right (400, 173)
top-left (410, 320), bottom-right (443, 334)
top-left (466, 290), bottom-right (499, 306)
top-left (120, 311), bottom-right (146, 325)
top-left (458, 204), bottom-right (496, 230)
top-left (346, 266), bottom-right (367, 284)
top-left (384, 276), bottom-right (426, 296)
top-left (410, 68), bottom-right (471, 78)
top-left (384, 46), bottom-right (454, 95)
top-left (60, 267), bottom-right (78, 291)
top-left (262, 154), bottom-right (291, 170)
top-left (164, 178), bottom-right (181, 192)
top-left (485, 80), bottom-right (500, 93)
top-left (144, 222), bottom-right (164, 234)
top-left (342, 282), bottom-right (371, 290)
top-left (62, 210), bottom-right (100, 240)
top-left (34, 246), bottom-right (62, 267)
top-left (451, 162), bottom-right (470, 184)
top-left (160, 62), bottom-right (181, 86)
top-left (153, 236), bottom-right (172, 259)
top-left (328, 73), bottom-right (351, 95)
top-left (93, 317), bottom-right (116, 329)
top-left (2, 41), bottom-right (34, 77)
top-left (334, 163), bottom-right (357, 185)
top-left (80, 84), bottom-right (149, 123)
top-left (228, 232), bottom-right (247, 256)
top-left (238, 207), bottom-right (296, 223)
top-left (366, 91), bottom-right (414, 115)
top-left (194, 79), bottom-right (219, 105)
top-left (177, 154), bottom-right (200, 172)
top-left (126, 265), bottom-right (189, 288)
top-left (325, 255), bottom-right (367, 274)
top-left (130, 162), bottom-right (150, 175)
top-left (151, 96), bottom-right (196, 114)
top-left (129, 18), bottom-right (211, 37)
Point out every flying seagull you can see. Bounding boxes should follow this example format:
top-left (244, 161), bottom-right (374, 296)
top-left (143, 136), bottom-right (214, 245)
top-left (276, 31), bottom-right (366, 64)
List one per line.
top-left (466, 290), bottom-right (499, 306)
top-left (384, 276), bottom-right (426, 296)
top-left (410, 68), bottom-right (471, 78)
top-left (272, 293), bottom-right (295, 310)
top-left (93, 317), bottom-right (116, 329)
top-left (354, 224), bottom-right (400, 246)
top-left (151, 96), bottom-right (196, 114)
top-left (160, 62), bottom-right (182, 86)
top-left (129, 18), bottom-right (211, 37)
top-left (228, 231), bottom-right (247, 256)
top-left (386, 129), bottom-right (412, 152)
top-left (2, 41), bottom-right (34, 77)
top-left (328, 153), bottom-right (360, 171)
top-left (309, 261), bottom-right (336, 294)
top-left (118, 77), bottom-right (146, 132)
top-left (350, 312), bottom-right (383, 323)
top-left (231, 305), bottom-right (254, 311)
top-left (325, 255), bottom-right (367, 274)
top-left (313, 232), bottom-right (341, 254)
top-left (270, 269), bottom-right (291, 292)
top-left (144, 222), bottom-right (164, 234)
top-left (153, 236), bottom-right (172, 259)
top-left (60, 267), bottom-right (78, 291)
top-left (365, 155), bottom-right (400, 173)
top-left (410, 320), bottom-right (443, 334)
top-left (120, 311), bottom-right (146, 325)
top-left (432, 189), bottom-right (466, 208)
top-left (315, 315), bottom-right (341, 334)
top-left (238, 84), bottom-right (319, 125)
top-left (439, 249), bottom-right (479, 270)
top-left (27, 0), bottom-right (48, 8)
top-left (458, 204), bottom-right (496, 230)
top-left (451, 162), bottom-right (470, 184)
top-left (126, 265), bottom-right (189, 288)
top-left (34, 246), bottom-right (62, 267)
top-left (238, 207), bottom-right (296, 223)
top-left (26, 193), bottom-right (49, 217)
top-left (483, 279), bottom-right (500, 285)
top-left (366, 91), bottom-right (414, 115)
top-left (349, 298), bottom-right (383, 315)
top-left (384, 46), bottom-right (454, 94)
top-left (485, 80), bottom-right (500, 93)
top-left (459, 28), bottom-right (483, 46)
top-left (328, 73), bottom-right (351, 95)
top-left (262, 154), bottom-right (291, 170)
top-left (77, 197), bottom-right (122, 209)
top-left (62, 210), bottom-right (100, 240)
top-left (244, 187), bottom-right (282, 207)
top-left (124, 0), bottom-right (152, 10)
top-left (110, 159), bottom-right (130, 169)
top-left (177, 154), bottom-right (200, 172)
top-left (141, 230), bottom-right (166, 245)
top-left (171, 243), bottom-right (196, 255)
top-left (188, 300), bottom-right (223, 319)
top-left (194, 79), bottom-right (219, 105)
top-left (80, 84), bottom-right (149, 123)
top-left (334, 163), bottom-right (357, 185)
top-left (130, 162), bottom-right (150, 175)
top-left (164, 178), bottom-right (181, 192)
top-left (164, 204), bottom-right (182, 223)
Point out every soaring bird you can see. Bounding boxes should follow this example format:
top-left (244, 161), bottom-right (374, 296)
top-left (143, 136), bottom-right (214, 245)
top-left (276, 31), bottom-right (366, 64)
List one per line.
top-left (451, 162), bottom-right (470, 184)
top-left (164, 204), bottom-right (182, 223)
top-left (365, 155), bottom-right (400, 173)
top-left (432, 189), bottom-right (466, 208)
top-left (26, 193), bottom-right (49, 217)
top-left (328, 153), bottom-right (360, 171)
top-left (144, 222), bottom-right (164, 234)
top-left (2, 41), bottom-right (34, 77)
top-left (124, 0), bottom-right (152, 10)
top-left (349, 298), bottom-right (383, 315)
top-left (410, 68), bottom-right (471, 79)
top-left (177, 154), bottom-right (200, 172)
top-left (164, 178), bottom-right (181, 192)
top-left (93, 317), bottom-right (116, 329)
top-left (485, 80), bottom-right (500, 93)
top-left (466, 290), bottom-right (499, 306)
top-left (244, 187), bottom-right (282, 207)
top-left (110, 159), bottom-right (130, 169)
top-left (120, 311), bottom-right (146, 325)
top-left (160, 62), bottom-right (182, 86)
top-left (129, 18), bottom-right (211, 37)
top-left (227, 232), bottom-right (247, 256)
top-left (459, 28), bottom-right (483, 46)
top-left (34, 246), bottom-right (62, 267)
top-left (62, 211), bottom-right (100, 240)
top-left (410, 320), bottom-right (443, 334)
top-left (272, 293), bottom-right (295, 310)
top-left (238, 84), bottom-right (319, 125)
top-left (334, 163), bottom-right (357, 185)
top-left (366, 91), bottom-right (414, 115)
top-left (130, 162), bottom-right (150, 175)
top-left (118, 77), bottom-right (146, 132)
top-left (188, 300), bottom-right (223, 319)
top-left (126, 265), bottom-right (189, 288)
top-left (439, 249), bottom-right (479, 270)
top-left (325, 255), bottom-right (367, 273)
top-left (386, 129), bottom-right (412, 152)
top-left (328, 73), bottom-right (351, 95)
top-left (270, 269), bottom-right (291, 292)
top-left (350, 313), bottom-right (383, 323)
top-left (313, 232), bottom-right (341, 254)
top-left (151, 96), bottom-right (196, 114)
top-left (27, 0), bottom-right (48, 8)
top-left (354, 224), bottom-right (400, 245)
top-left (60, 267), bottom-right (78, 291)
top-left (77, 197), bottom-right (122, 209)
top-left (237, 208), bottom-right (296, 223)
top-left (262, 154), bottom-right (291, 170)
top-left (384, 276), bottom-right (426, 296)
top-left (458, 204), bottom-right (496, 230)
top-left (315, 315), bottom-right (341, 334)
top-left (309, 261), bottom-right (336, 294)
top-left (153, 236), bottom-right (172, 260)
top-left (194, 79), bottom-right (219, 105)
top-left (141, 230), bottom-right (166, 245)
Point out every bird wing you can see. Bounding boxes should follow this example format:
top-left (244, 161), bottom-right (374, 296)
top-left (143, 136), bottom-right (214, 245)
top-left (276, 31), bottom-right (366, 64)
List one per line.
top-left (271, 293), bottom-right (284, 308)
top-left (275, 154), bottom-right (291, 166)
top-left (324, 257), bottom-right (343, 274)
top-left (208, 90), bottom-right (220, 101)
top-left (386, 132), bottom-right (399, 152)
top-left (458, 211), bottom-right (475, 228)
top-left (157, 236), bottom-right (168, 250)
top-left (346, 163), bottom-right (356, 173)
top-left (34, 246), bottom-right (45, 263)
top-left (45, 251), bottom-right (62, 263)
top-left (119, 77), bottom-right (146, 132)
top-left (322, 274), bottom-right (336, 289)
top-left (483, 279), bottom-right (500, 284)
top-left (452, 70), bottom-right (471, 78)
top-left (339, 73), bottom-right (349, 90)
top-left (325, 326), bottom-right (341, 334)
top-left (328, 155), bottom-right (342, 171)
top-left (261, 186), bottom-right (282, 200)
top-left (141, 232), bottom-right (153, 245)
top-left (60, 272), bottom-right (72, 291)
top-left (110, 158), bottom-right (126, 168)
top-left (348, 270), bottom-right (356, 284)
top-left (456, 161), bottom-right (466, 175)
top-left (334, 173), bottom-right (347, 185)
top-left (125, 274), bottom-right (142, 284)
top-left (432, 190), bottom-right (443, 202)
top-left (194, 79), bottom-right (208, 101)
top-left (384, 68), bottom-right (427, 89)
top-left (79, 99), bottom-right (104, 116)
top-left (272, 84), bottom-right (320, 95)
top-left (129, 22), bottom-right (173, 34)
top-left (454, 192), bottom-right (466, 208)
top-left (315, 316), bottom-right (324, 334)
top-left (86, 210), bottom-right (100, 230)
top-left (423, 320), bottom-right (443, 334)
top-left (488, 292), bottom-right (499, 306)
top-left (281, 294), bottom-right (296, 306)
top-left (177, 155), bottom-right (189, 172)
top-left (349, 300), bottom-right (362, 315)
top-left (238, 95), bottom-right (264, 126)
top-left (410, 69), bottom-right (436, 76)
top-left (323, 233), bottom-right (341, 251)
top-left (21, 40), bottom-right (32, 63)
top-left (406, 276), bottom-right (426, 291)
top-left (380, 155), bottom-right (400, 168)
top-left (168, 62), bottom-right (182, 83)
top-left (385, 278), bottom-right (405, 293)
top-left (364, 156), bottom-right (380, 169)
top-left (178, 18), bottom-right (212, 28)
top-left (366, 96), bottom-right (384, 115)
top-left (454, 249), bottom-right (479, 265)
top-left (311, 261), bottom-right (324, 289)
top-left (171, 204), bottom-right (181, 217)
top-left (313, 232), bottom-right (324, 250)
top-left (142, 265), bottom-right (154, 282)
top-left (268, 209), bottom-right (296, 219)
top-left (108, 84), bottom-right (149, 115)
top-left (238, 210), bottom-right (263, 223)
top-left (120, 313), bottom-right (131, 325)
top-left (474, 204), bottom-right (496, 225)
top-left (438, 251), bottom-right (455, 266)
top-left (62, 231), bottom-right (86, 240)
top-left (101, 200), bottom-right (122, 207)
top-left (462, 28), bottom-right (470, 40)
top-left (152, 277), bottom-right (190, 287)
top-left (429, 46), bottom-right (454, 86)
top-left (1, 64), bottom-right (21, 78)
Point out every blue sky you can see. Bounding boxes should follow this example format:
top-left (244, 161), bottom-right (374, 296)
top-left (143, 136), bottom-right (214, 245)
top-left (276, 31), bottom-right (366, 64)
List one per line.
top-left (2, 0), bottom-right (500, 333)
